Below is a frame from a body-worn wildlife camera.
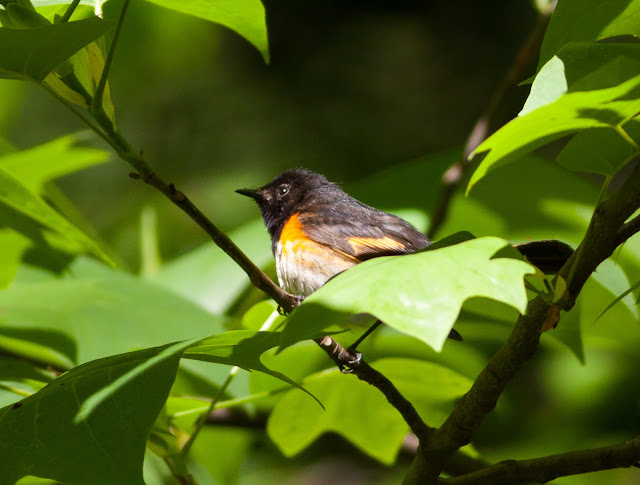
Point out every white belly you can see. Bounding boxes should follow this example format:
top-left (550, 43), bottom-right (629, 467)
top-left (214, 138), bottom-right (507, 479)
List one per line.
top-left (275, 240), bottom-right (357, 297)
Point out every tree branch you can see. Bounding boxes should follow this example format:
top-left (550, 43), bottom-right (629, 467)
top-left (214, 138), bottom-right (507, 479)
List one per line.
top-left (616, 212), bottom-right (640, 246)
top-left (410, 157), bottom-right (640, 482)
top-left (314, 336), bottom-right (434, 443)
top-left (440, 435), bottom-right (640, 485)
top-left (427, 8), bottom-right (553, 239)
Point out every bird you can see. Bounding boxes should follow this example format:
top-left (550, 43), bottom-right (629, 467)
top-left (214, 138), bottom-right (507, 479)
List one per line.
top-left (237, 168), bottom-right (573, 357)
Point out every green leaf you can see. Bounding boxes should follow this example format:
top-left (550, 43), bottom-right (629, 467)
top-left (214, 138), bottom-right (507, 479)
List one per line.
top-left (0, 134), bottom-right (109, 192)
top-left (184, 330), bottom-right (320, 406)
top-left (520, 55), bottom-right (568, 116)
top-left (152, 219), bottom-right (272, 314)
top-left (539, 0), bottom-right (640, 69)
top-left (0, 229), bottom-right (30, 288)
top-left (0, 258), bottom-right (226, 363)
top-left (0, 16), bottom-right (113, 81)
top-left (0, 340), bottom-right (194, 485)
top-left (595, 278), bottom-right (640, 322)
top-left (143, 0), bottom-right (270, 63)
top-left (557, 117), bottom-right (640, 175)
top-left (467, 70), bottom-right (640, 192)
top-left (241, 299), bottom-right (284, 331)
top-left (280, 237), bottom-right (534, 352)
top-left (267, 358), bottom-right (471, 464)
top-left (0, 136), bottom-right (112, 264)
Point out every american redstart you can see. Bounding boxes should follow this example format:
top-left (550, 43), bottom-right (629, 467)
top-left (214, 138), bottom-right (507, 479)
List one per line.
top-left (237, 169), bottom-right (573, 352)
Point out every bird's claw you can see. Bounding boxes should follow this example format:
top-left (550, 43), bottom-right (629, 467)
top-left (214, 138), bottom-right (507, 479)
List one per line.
top-left (339, 349), bottom-right (362, 374)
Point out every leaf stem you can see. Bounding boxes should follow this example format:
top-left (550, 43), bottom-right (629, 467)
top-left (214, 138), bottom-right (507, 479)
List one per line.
top-left (58, 0), bottom-right (81, 23)
top-left (92, 0), bottom-right (130, 113)
top-left (39, 82), bottom-right (117, 153)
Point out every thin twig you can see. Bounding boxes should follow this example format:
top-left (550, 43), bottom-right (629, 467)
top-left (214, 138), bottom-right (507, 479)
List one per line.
top-left (440, 435), bottom-right (640, 485)
top-left (180, 367), bottom-right (238, 457)
top-left (58, 0), bottom-right (81, 23)
top-left (427, 9), bottom-right (553, 239)
top-left (92, 0), bottom-right (130, 112)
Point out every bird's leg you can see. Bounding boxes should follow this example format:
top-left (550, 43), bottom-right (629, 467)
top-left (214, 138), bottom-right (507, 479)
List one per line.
top-left (345, 319), bottom-right (383, 364)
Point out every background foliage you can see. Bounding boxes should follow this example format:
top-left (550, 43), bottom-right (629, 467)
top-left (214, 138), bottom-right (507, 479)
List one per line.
top-left (0, 0), bottom-right (639, 484)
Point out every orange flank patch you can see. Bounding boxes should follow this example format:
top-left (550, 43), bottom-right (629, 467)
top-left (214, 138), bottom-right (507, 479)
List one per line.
top-left (280, 213), bottom-right (308, 246)
top-left (348, 236), bottom-right (406, 254)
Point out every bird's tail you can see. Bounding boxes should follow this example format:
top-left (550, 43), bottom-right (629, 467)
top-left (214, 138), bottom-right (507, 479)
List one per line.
top-left (514, 240), bottom-right (574, 274)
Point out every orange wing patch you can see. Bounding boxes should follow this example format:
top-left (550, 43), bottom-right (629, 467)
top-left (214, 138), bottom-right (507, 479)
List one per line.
top-left (348, 236), bottom-right (406, 255)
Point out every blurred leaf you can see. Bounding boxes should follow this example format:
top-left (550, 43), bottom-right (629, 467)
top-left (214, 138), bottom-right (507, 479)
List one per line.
top-left (0, 16), bottom-right (113, 81)
top-left (468, 69), bottom-right (640, 191)
top-left (0, 134), bottom-right (112, 268)
top-left (143, 0), bottom-right (270, 63)
top-left (591, 258), bottom-right (640, 320)
top-left (0, 165), bottom-right (112, 263)
top-left (0, 340), bottom-right (194, 485)
top-left (140, 205), bottom-right (161, 278)
top-left (539, 0), bottom-right (640, 68)
top-left (0, 330), bottom-right (74, 371)
top-left (0, 229), bottom-right (30, 288)
top-left (281, 237), bottom-right (534, 352)
top-left (0, 134), bottom-right (109, 192)
top-left (0, 3), bottom-right (50, 29)
top-left (267, 358), bottom-right (471, 464)
top-left (0, 258), bottom-right (225, 363)
top-left (152, 219), bottom-right (272, 314)
top-left (241, 299), bottom-right (284, 331)
top-left (595, 278), bottom-right (640, 322)
top-left (187, 427), bottom-right (253, 485)
top-left (0, 355), bottom-right (54, 408)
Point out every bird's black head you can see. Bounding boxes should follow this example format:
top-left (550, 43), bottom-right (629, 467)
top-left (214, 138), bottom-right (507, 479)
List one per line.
top-left (236, 169), bottom-right (339, 239)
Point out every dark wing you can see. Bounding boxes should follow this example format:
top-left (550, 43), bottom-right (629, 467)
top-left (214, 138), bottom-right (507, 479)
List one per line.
top-left (298, 200), bottom-right (429, 261)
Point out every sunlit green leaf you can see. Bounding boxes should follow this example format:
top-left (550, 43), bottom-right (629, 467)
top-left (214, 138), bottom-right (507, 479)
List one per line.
top-left (267, 358), bottom-right (471, 464)
top-left (143, 0), bottom-right (270, 63)
top-left (280, 237), bottom-right (534, 352)
top-left (468, 70), bottom-right (640, 192)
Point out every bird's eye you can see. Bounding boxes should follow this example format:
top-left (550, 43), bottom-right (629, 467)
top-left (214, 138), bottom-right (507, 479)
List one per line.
top-left (278, 185), bottom-right (289, 196)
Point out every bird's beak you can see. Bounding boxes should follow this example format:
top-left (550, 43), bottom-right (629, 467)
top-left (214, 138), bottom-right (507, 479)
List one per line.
top-left (235, 188), bottom-right (263, 201)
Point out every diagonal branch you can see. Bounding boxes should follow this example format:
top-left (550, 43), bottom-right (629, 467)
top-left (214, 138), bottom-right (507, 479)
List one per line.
top-left (314, 336), bottom-right (434, 443)
top-left (409, 159), bottom-right (640, 482)
top-left (440, 435), bottom-right (640, 485)
top-left (616, 212), bottom-right (640, 246)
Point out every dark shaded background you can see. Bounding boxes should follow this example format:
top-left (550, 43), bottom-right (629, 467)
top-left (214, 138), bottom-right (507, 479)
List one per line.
top-left (2, 0), bottom-right (538, 268)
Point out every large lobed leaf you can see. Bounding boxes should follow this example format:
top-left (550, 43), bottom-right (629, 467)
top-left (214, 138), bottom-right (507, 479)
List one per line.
top-left (267, 358), bottom-right (472, 464)
top-left (280, 237), bottom-right (534, 352)
top-left (0, 330), bottom-right (309, 485)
